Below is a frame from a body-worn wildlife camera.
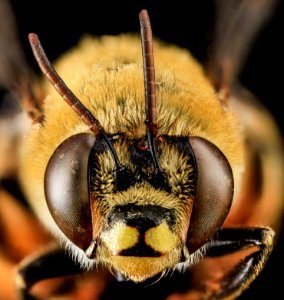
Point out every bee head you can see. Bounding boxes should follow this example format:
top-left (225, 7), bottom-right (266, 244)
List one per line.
top-left (30, 10), bottom-right (234, 281)
top-left (44, 131), bottom-right (233, 281)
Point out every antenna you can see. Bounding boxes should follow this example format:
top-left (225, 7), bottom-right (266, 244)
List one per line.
top-left (28, 33), bottom-right (104, 136)
top-left (139, 10), bottom-right (164, 175)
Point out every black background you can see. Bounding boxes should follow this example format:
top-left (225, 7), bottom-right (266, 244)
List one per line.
top-left (6, 0), bottom-right (284, 299)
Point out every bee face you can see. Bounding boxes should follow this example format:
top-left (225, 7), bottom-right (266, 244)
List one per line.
top-left (42, 126), bottom-right (234, 280)
top-left (43, 133), bottom-right (194, 280)
top-left (89, 136), bottom-right (196, 280)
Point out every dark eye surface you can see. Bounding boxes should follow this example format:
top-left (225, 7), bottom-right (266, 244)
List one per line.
top-left (44, 133), bottom-right (96, 250)
top-left (187, 137), bottom-right (234, 252)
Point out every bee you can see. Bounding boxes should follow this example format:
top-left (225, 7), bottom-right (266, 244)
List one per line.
top-left (0, 0), bottom-right (283, 299)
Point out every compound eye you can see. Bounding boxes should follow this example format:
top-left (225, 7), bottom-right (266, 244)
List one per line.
top-left (187, 137), bottom-right (234, 252)
top-left (44, 133), bottom-right (96, 250)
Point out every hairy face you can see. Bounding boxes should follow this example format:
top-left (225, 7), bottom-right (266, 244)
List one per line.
top-left (89, 135), bottom-right (196, 281)
top-left (44, 133), bottom-right (198, 281)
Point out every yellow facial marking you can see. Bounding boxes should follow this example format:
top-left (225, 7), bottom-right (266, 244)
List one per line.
top-left (101, 222), bottom-right (139, 254)
top-left (145, 221), bottom-right (178, 253)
